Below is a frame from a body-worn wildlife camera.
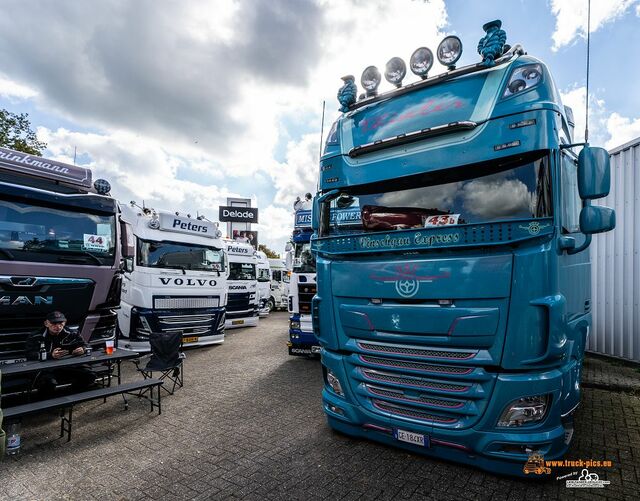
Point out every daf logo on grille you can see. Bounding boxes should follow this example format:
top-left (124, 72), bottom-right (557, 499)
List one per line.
top-left (10, 277), bottom-right (37, 287)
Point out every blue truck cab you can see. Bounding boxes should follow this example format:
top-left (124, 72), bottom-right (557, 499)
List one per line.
top-left (287, 210), bottom-right (320, 356)
top-left (313, 26), bottom-right (615, 476)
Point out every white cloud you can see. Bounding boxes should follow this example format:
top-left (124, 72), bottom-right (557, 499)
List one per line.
top-left (559, 86), bottom-right (608, 145)
top-left (550, 0), bottom-right (639, 51)
top-left (559, 86), bottom-right (640, 151)
top-left (0, 75), bottom-right (38, 100)
top-left (604, 113), bottom-right (640, 150)
top-left (1, 1), bottom-right (449, 254)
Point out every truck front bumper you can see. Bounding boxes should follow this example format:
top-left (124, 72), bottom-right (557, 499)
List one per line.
top-left (321, 351), bottom-right (575, 477)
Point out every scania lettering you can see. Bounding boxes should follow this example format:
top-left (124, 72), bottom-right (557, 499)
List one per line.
top-left (286, 210), bottom-right (319, 356)
top-left (224, 239), bottom-right (259, 328)
top-left (117, 204), bottom-right (226, 351)
top-left (0, 146), bottom-right (126, 364)
top-left (314, 24), bottom-right (615, 476)
top-left (256, 250), bottom-right (271, 317)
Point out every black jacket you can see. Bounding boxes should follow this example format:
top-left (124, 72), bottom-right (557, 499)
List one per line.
top-left (25, 328), bottom-right (87, 361)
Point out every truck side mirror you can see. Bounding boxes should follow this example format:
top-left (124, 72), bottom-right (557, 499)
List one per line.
top-left (120, 221), bottom-right (135, 258)
top-left (284, 242), bottom-right (293, 252)
top-left (578, 146), bottom-right (610, 199)
top-left (285, 251), bottom-right (293, 270)
top-left (123, 257), bottom-right (134, 273)
top-left (580, 205), bottom-right (615, 235)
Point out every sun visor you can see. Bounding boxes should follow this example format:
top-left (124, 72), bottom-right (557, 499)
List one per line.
top-left (0, 146), bottom-right (92, 190)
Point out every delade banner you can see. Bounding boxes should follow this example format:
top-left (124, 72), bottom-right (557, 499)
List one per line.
top-left (219, 206), bottom-right (259, 223)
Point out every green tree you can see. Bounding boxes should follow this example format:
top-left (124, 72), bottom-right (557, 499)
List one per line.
top-left (0, 109), bottom-right (47, 155)
top-left (258, 244), bottom-right (280, 259)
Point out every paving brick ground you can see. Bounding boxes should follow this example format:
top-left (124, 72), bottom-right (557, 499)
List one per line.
top-left (1, 312), bottom-right (639, 500)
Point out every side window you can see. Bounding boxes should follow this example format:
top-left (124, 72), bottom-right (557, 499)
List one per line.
top-left (561, 153), bottom-right (581, 233)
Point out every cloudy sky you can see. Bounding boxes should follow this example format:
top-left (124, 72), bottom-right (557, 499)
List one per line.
top-left (1, 0), bottom-right (639, 254)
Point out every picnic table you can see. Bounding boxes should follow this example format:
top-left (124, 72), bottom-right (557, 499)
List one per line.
top-left (0, 348), bottom-right (162, 442)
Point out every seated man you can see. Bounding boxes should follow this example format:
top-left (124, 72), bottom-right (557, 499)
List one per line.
top-left (25, 311), bottom-right (95, 399)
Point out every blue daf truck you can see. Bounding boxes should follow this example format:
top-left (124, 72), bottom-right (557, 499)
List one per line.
top-left (313, 23), bottom-right (615, 476)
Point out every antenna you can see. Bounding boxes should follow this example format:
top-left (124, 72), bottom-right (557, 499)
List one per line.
top-left (73, 146), bottom-right (77, 165)
top-left (584, 0), bottom-right (591, 143)
top-left (319, 100), bottom-right (326, 162)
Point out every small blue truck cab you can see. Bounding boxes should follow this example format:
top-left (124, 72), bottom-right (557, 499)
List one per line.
top-left (287, 210), bottom-right (320, 356)
top-left (313, 24), bottom-right (615, 476)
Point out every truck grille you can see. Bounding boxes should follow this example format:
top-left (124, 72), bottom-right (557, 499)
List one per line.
top-left (359, 355), bottom-right (473, 374)
top-left (372, 400), bottom-right (457, 423)
top-left (358, 342), bottom-right (476, 360)
top-left (352, 351), bottom-right (494, 429)
top-left (154, 296), bottom-right (220, 309)
top-left (298, 283), bottom-right (316, 314)
top-left (227, 293), bottom-right (256, 319)
top-left (361, 369), bottom-right (469, 392)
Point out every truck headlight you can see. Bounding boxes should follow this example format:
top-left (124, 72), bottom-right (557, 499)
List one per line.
top-left (290, 320), bottom-right (300, 330)
top-left (497, 395), bottom-right (549, 427)
top-left (326, 370), bottom-right (344, 396)
top-left (503, 63), bottom-right (543, 98)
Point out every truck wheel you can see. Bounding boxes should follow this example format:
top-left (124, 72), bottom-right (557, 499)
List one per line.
top-left (267, 298), bottom-right (275, 312)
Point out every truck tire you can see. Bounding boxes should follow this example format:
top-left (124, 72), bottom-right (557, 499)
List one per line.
top-left (267, 298), bottom-right (275, 313)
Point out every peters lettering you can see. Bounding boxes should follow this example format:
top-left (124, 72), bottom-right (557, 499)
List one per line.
top-left (172, 218), bottom-right (208, 233)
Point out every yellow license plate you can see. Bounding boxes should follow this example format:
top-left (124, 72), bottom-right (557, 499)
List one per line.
top-left (232, 320), bottom-right (244, 325)
top-left (182, 336), bottom-right (199, 343)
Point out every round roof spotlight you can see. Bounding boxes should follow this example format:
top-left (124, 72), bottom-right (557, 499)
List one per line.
top-left (437, 35), bottom-right (463, 70)
top-left (410, 47), bottom-right (434, 79)
top-left (384, 57), bottom-right (407, 87)
top-left (508, 79), bottom-right (526, 94)
top-left (361, 66), bottom-right (381, 97)
top-left (94, 178), bottom-right (111, 195)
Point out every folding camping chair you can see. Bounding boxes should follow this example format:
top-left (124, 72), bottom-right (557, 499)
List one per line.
top-left (133, 331), bottom-right (185, 395)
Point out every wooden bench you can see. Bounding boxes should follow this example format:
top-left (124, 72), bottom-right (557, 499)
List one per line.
top-left (2, 378), bottom-right (163, 441)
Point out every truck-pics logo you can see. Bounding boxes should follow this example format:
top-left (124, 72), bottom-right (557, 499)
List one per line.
top-left (369, 264), bottom-right (451, 298)
top-left (158, 278), bottom-right (217, 287)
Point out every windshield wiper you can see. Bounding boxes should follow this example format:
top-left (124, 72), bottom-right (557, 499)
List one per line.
top-left (0, 248), bottom-right (15, 260)
top-left (56, 251), bottom-right (103, 265)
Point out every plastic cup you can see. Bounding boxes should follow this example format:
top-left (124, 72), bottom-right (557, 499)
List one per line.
top-left (105, 340), bottom-right (114, 355)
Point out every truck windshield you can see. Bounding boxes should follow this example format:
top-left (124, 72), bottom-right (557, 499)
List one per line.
top-left (324, 153), bottom-right (552, 235)
top-left (228, 262), bottom-right (256, 280)
top-left (257, 268), bottom-right (270, 282)
top-left (294, 243), bottom-right (316, 273)
top-left (137, 238), bottom-right (224, 272)
top-left (0, 199), bottom-right (116, 265)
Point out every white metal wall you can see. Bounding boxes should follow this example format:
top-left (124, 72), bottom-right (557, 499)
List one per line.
top-left (589, 137), bottom-right (640, 362)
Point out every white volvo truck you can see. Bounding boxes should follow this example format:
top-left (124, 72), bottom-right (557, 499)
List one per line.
top-left (224, 239), bottom-right (259, 329)
top-left (117, 204), bottom-right (227, 351)
top-left (267, 258), bottom-right (289, 311)
top-left (256, 250), bottom-right (271, 317)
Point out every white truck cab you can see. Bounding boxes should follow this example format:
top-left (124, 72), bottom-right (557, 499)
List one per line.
top-left (256, 250), bottom-right (271, 317)
top-left (267, 258), bottom-right (289, 311)
top-left (118, 204), bottom-right (227, 351)
top-left (224, 239), bottom-right (259, 329)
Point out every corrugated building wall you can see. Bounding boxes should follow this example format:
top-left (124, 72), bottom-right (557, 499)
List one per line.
top-left (590, 137), bottom-right (640, 362)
